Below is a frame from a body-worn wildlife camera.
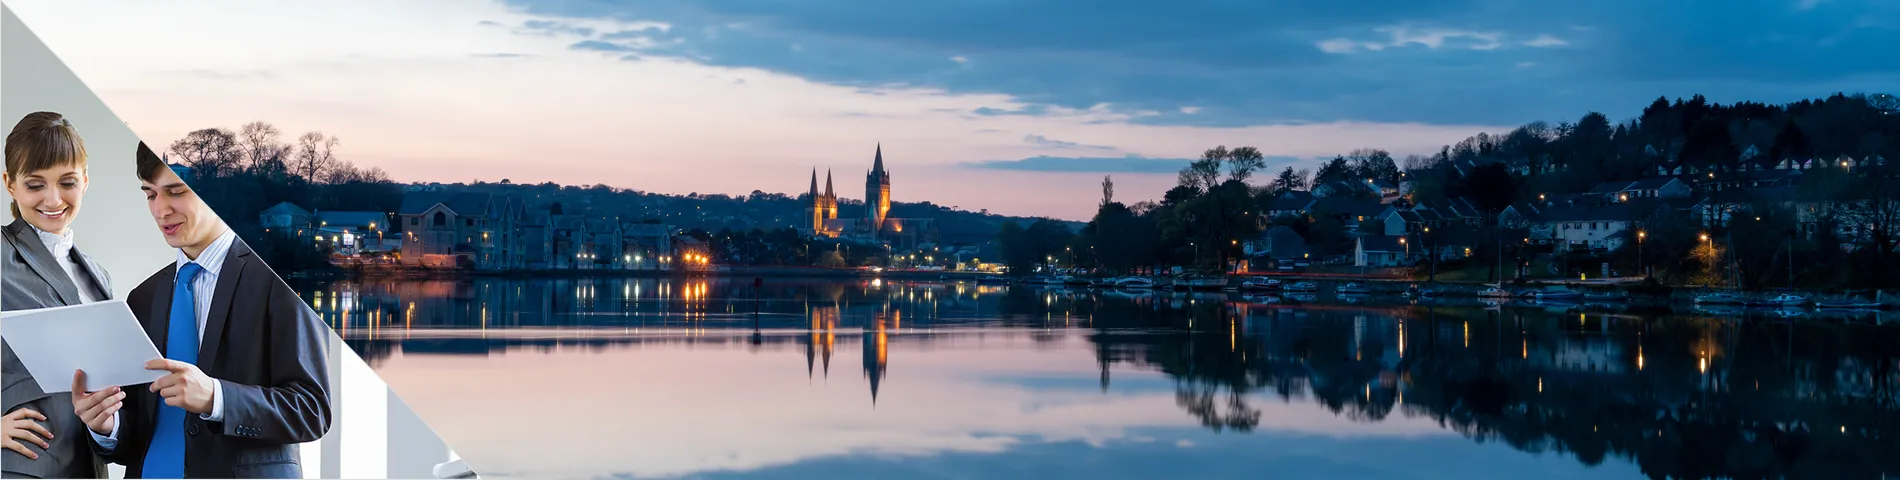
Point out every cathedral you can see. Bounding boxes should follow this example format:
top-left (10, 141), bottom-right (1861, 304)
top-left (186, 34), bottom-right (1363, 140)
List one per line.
top-left (804, 144), bottom-right (932, 245)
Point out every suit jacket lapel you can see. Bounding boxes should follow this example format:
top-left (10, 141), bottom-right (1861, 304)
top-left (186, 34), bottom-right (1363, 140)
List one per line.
top-left (199, 244), bottom-right (248, 367)
top-left (3, 220), bottom-right (81, 305)
top-left (70, 246), bottom-right (111, 300)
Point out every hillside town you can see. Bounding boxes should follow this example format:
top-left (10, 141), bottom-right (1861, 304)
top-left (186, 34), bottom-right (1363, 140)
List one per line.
top-left (1017, 93), bottom-right (1900, 292)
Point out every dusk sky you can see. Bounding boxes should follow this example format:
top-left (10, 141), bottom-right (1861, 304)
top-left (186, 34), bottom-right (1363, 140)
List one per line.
top-left (9, 0), bottom-right (1897, 220)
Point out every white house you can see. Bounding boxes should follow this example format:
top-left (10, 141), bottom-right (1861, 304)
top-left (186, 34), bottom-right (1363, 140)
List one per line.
top-left (1526, 202), bottom-right (1666, 251)
top-left (1355, 235), bottom-right (1409, 267)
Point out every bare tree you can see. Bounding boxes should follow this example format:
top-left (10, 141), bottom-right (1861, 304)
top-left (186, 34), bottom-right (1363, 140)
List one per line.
top-left (1100, 175), bottom-right (1114, 207)
top-left (238, 121), bottom-right (290, 176)
top-left (292, 131), bottom-right (341, 182)
top-left (168, 128), bottom-right (240, 179)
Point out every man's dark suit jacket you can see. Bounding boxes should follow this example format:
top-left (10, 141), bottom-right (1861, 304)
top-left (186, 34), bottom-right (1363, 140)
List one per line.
top-left (94, 239), bottom-right (332, 478)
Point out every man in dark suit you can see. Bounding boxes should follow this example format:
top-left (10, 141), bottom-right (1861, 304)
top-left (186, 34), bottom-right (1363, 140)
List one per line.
top-left (70, 143), bottom-right (331, 478)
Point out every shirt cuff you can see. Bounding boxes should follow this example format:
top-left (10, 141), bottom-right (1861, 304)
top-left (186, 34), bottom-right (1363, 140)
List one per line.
top-left (201, 379), bottom-right (225, 422)
top-left (90, 415), bottom-right (120, 451)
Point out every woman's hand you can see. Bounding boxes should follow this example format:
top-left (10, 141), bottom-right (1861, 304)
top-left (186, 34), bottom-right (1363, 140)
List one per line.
top-left (3, 408), bottom-right (52, 460)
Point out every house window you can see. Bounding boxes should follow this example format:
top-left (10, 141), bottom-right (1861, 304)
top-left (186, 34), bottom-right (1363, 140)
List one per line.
top-left (433, 212), bottom-right (445, 227)
top-left (410, 218), bottom-right (419, 226)
top-left (466, 218), bottom-right (475, 227)
top-left (1591, 222), bottom-right (1598, 230)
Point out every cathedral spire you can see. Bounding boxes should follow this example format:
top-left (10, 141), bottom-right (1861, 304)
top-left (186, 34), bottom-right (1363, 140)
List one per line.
top-left (873, 143), bottom-right (885, 174)
top-left (825, 170), bottom-right (834, 197)
top-left (809, 168), bottom-right (819, 196)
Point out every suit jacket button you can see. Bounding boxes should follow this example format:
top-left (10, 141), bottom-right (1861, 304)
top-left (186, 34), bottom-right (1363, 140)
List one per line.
top-left (187, 424), bottom-right (200, 435)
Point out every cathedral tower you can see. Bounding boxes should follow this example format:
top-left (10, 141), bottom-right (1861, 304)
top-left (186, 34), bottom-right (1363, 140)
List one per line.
top-left (865, 143), bottom-right (891, 233)
top-left (805, 168), bottom-right (839, 236)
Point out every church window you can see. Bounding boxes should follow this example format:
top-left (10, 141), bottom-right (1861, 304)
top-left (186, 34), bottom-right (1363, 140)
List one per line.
top-left (433, 212), bottom-right (446, 227)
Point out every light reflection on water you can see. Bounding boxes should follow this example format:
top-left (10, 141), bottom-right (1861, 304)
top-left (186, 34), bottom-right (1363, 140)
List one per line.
top-left (297, 277), bottom-right (1900, 480)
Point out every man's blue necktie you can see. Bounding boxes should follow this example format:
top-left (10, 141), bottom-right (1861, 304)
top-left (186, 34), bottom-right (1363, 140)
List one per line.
top-left (144, 262), bottom-right (204, 479)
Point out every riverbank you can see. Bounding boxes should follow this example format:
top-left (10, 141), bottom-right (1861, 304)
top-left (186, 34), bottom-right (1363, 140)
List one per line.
top-left (292, 264), bottom-right (994, 282)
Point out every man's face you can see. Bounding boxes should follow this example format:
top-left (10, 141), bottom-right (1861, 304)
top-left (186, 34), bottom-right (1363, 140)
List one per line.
top-left (141, 167), bottom-right (223, 250)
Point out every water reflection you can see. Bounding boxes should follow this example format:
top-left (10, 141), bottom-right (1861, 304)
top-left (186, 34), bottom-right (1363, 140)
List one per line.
top-left (298, 278), bottom-right (1900, 480)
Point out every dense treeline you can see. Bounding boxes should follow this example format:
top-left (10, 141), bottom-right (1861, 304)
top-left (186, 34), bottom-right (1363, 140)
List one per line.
top-left (1405, 93), bottom-right (1899, 203)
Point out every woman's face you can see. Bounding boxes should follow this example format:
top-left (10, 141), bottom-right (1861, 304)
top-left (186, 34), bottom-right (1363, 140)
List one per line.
top-left (4, 163), bottom-right (88, 234)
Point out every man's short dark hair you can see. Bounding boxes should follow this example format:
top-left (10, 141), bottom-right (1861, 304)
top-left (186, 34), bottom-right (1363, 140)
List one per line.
top-left (135, 141), bottom-right (167, 182)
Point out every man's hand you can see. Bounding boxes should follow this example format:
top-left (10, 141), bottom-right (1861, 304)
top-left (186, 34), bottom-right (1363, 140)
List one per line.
top-left (146, 359), bottom-right (216, 415)
top-left (70, 370), bottom-right (124, 436)
top-left (3, 408), bottom-right (52, 460)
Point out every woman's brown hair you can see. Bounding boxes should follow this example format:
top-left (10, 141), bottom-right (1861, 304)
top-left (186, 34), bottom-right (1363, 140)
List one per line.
top-left (5, 111), bottom-right (89, 219)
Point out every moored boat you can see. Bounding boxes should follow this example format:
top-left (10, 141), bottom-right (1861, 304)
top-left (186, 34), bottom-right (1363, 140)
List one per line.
top-left (1113, 277), bottom-right (1157, 290)
top-left (1749, 294), bottom-right (1809, 307)
top-left (1694, 292), bottom-right (1747, 305)
top-left (1283, 281), bottom-right (1319, 292)
top-left (1240, 277), bottom-right (1282, 291)
top-left (1336, 283), bottom-right (1372, 295)
top-left (1478, 286), bottom-right (1513, 298)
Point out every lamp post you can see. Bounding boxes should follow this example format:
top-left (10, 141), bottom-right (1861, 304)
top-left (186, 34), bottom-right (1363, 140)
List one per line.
top-left (1637, 230), bottom-right (1646, 277)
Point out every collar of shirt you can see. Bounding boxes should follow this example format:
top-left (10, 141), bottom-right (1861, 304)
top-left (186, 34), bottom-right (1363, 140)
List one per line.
top-left (27, 223), bottom-right (75, 260)
top-left (176, 227), bottom-right (238, 281)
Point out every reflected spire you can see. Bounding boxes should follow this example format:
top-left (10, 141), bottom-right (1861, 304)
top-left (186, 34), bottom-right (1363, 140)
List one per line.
top-left (864, 323), bottom-right (888, 407)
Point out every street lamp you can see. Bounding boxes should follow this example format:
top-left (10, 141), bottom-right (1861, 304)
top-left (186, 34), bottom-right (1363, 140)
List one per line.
top-left (1400, 237), bottom-right (1409, 265)
top-left (1637, 230), bottom-right (1647, 277)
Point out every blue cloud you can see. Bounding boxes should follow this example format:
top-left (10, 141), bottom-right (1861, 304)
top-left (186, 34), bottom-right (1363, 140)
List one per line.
top-left (1022, 134), bottom-right (1115, 151)
top-left (964, 155), bottom-right (1193, 173)
top-left (498, 0), bottom-right (1900, 127)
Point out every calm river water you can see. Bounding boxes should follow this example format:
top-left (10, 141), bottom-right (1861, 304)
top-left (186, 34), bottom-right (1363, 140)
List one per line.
top-left (293, 277), bottom-right (1899, 480)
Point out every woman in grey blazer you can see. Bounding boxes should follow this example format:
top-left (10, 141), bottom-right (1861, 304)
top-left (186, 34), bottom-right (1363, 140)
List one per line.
top-left (1, 111), bottom-right (112, 479)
